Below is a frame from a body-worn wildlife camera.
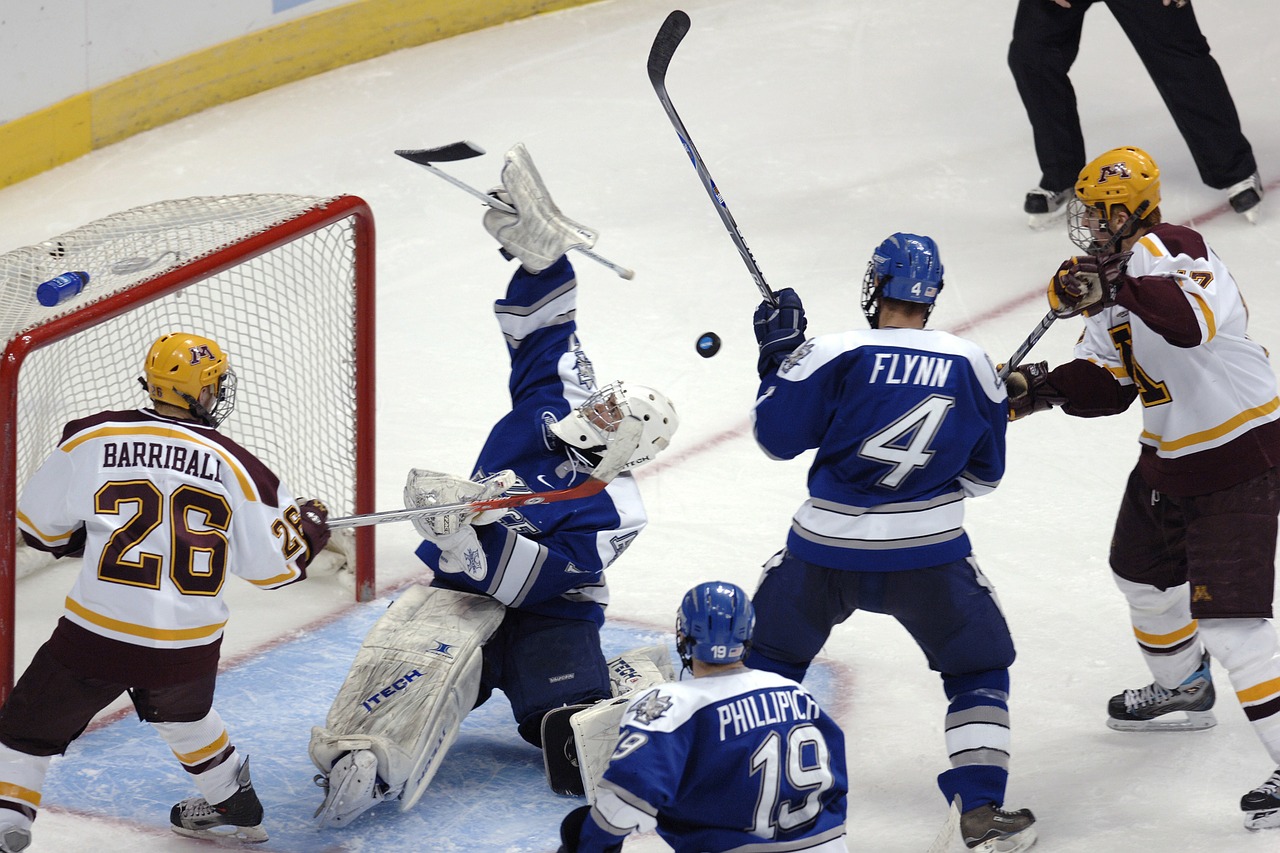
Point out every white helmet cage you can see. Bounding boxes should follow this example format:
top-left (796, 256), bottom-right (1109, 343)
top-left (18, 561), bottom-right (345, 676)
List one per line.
top-left (549, 381), bottom-right (678, 470)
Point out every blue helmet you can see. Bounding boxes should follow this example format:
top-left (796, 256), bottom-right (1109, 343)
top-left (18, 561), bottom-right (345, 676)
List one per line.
top-left (861, 232), bottom-right (945, 328)
top-left (676, 581), bottom-right (755, 669)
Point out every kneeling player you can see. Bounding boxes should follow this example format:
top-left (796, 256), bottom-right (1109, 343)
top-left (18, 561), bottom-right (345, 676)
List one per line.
top-left (308, 142), bottom-right (678, 826)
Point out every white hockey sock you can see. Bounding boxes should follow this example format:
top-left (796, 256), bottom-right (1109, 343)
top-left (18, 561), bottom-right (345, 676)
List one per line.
top-left (0, 743), bottom-right (49, 827)
top-left (1201, 618), bottom-right (1280, 762)
top-left (153, 710), bottom-right (240, 803)
top-left (1114, 576), bottom-right (1202, 688)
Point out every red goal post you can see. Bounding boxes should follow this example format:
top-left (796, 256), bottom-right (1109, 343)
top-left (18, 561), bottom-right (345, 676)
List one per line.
top-left (0, 194), bottom-right (376, 698)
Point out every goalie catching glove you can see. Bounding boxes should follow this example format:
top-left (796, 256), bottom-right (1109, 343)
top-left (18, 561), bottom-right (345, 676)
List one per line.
top-left (484, 143), bottom-right (599, 273)
top-left (1004, 361), bottom-right (1068, 421)
top-left (1048, 252), bottom-right (1132, 318)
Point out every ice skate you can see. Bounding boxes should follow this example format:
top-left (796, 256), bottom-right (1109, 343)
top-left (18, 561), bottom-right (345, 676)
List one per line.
top-left (170, 756), bottom-right (268, 844)
top-left (1227, 172), bottom-right (1263, 223)
top-left (1107, 651), bottom-right (1217, 732)
top-left (1242, 767), bottom-right (1280, 830)
top-left (313, 749), bottom-right (396, 828)
top-left (0, 826), bottom-right (30, 853)
top-left (1023, 186), bottom-right (1072, 229)
top-left (960, 803), bottom-right (1037, 852)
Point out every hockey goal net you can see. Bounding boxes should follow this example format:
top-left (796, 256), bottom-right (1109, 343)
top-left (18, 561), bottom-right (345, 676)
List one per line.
top-left (0, 194), bottom-right (376, 697)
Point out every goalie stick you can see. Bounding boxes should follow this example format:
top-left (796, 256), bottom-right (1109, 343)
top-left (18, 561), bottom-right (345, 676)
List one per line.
top-left (327, 416), bottom-right (643, 530)
top-left (647, 10), bottom-right (776, 306)
top-left (395, 142), bottom-right (635, 280)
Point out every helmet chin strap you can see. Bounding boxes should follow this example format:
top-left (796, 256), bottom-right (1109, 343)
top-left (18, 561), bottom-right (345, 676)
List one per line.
top-left (177, 388), bottom-right (217, 427)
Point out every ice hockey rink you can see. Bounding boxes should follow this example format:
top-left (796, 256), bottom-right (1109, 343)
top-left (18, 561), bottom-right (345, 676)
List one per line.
top-left (2, 0), bottom-right (1280, 850)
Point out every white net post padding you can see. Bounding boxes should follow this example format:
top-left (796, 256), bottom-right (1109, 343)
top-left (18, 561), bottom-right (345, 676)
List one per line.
top-left (0, 194), bottom-right (377, 697)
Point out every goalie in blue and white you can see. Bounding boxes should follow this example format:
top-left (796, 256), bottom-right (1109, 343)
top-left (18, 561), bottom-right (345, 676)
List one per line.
top-left (558, 581), bottom-right (848, 853)
top-left (308, 142), bottom-right (678, 828)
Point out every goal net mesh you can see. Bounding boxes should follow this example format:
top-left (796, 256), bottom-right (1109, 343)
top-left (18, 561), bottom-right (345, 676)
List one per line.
top-left (0, 194), bottom-right (367, 558)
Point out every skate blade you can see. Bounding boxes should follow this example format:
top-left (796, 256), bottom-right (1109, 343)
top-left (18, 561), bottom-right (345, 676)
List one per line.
top-left (1244, 807), bottom-right (1280, 831)
top-left (1242, 208), bottom-right (1260, 224)
top-left (171, 824), bottom-right (268, 846)
top-left (969, 826), bottom-right (1037, 853)
top-left (1106, 709), bottom-right (1217, 732)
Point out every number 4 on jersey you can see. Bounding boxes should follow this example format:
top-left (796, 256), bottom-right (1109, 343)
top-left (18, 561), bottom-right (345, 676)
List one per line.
top-left (859, 395), bottom-right (956, 488)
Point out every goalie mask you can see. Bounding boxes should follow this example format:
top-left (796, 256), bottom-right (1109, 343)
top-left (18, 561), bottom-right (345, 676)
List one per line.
top-left (139, 332), bottom-right (238, 427)
top-left (676, 581), bottom-right (755, 670)
top-left (1069, 146), bottom-right (1161, 254)
top-left (861, 232), bottom-right (944, 328)
top-left (549, 382), bottom-right (678, 471)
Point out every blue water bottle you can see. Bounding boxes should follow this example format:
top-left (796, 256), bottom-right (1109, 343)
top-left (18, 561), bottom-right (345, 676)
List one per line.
top-left (36, 271), bottom-right (89, 307)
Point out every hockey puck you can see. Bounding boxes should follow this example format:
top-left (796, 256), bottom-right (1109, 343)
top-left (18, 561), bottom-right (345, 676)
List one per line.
top-left (696, 332), bottom-right (721, 358)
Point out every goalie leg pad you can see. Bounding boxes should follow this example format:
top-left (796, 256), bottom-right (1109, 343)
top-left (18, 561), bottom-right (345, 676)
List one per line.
top-left (607, 645), bottom-right (675, 696)
top-left (308, 585), bottom-right (505, 813)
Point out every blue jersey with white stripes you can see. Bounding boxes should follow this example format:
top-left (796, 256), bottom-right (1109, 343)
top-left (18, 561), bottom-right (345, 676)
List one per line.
top-left (752, 328), bottom-right (1007, 571)
top-left (577, 667), bottom-right (847, 853)
top-left (414, 257), bottom-right (646, 624)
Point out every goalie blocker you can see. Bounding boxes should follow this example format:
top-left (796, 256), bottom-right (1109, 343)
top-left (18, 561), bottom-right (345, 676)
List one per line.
top-left (542, 645), bottom-right (675, 799)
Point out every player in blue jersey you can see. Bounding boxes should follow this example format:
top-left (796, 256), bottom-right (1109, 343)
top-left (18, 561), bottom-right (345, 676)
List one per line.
top-left (745, 233), bottom-right (1037, 853)
top-left (309, 144), bottom-right (679, 827)
top-left (557, 580), bottom-right (847, 853)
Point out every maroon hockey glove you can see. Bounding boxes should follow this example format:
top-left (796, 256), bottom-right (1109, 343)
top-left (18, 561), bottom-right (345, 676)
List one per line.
top-left (1005, 361), bottom-right (1067, 421)
top-left (297, 498), bottom-right (331, 560)
top-left (1047, 252), bottom-right (1131, 318)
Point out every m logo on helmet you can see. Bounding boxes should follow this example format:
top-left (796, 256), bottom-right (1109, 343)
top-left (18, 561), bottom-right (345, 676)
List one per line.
top-left (1097, 163), bottom-right (1132, 184)
top-left (188, 344), bottom-right (216, 365)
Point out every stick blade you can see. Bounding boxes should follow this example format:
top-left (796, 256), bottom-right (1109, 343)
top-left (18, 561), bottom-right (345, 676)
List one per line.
top-left (395, 141), bottom-right (486, 166)
top-left (647, 10), bottom-right (691, 86)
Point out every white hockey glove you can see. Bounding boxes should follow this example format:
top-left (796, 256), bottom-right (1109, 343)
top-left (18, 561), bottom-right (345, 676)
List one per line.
top-left (403, 469), bottom-right (520, 582)
top-left (483, 143), bottom-right (598, 273)
top-left (403, 468), bottom-right (517, 537)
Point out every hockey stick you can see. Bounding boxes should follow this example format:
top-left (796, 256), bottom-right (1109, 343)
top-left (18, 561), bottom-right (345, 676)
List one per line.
top-left (997, 310), bottom-right (1055, 382)
top-left (647, 10), bottom-right (775, 306)
top-left (997, 198), bottom-right (1149, 380)
top-left (395, 143), bottom-right (635, 280)
top-left (327, 416), bottom-right (643, 530)
top-left (925, 795), bottom-right (961, 853)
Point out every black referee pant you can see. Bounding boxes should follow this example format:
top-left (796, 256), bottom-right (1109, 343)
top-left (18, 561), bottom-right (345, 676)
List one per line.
top-left (1008, 0), bottom-right (1256, 192)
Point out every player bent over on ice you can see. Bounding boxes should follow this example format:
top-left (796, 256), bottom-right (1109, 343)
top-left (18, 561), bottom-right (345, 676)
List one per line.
top-left (557, 581), bottom-right (847, 853)
top-left (1006, 146), bottom-right (1280, 832)
top-left (746, 234), bottom-right (1037, 852)
top-left (0, 333), bottom-right (331, 850)
top-left (308, 143), bottom-right (679, 827)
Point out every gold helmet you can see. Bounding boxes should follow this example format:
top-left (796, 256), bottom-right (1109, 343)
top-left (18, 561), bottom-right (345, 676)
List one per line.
top-left (1075, 146), bottom-right (1161, 221)
top-left (140, 332), bottom-right (237, 426)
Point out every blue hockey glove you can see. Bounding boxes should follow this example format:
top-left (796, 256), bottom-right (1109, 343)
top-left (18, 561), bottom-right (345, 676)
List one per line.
top-left (753, 288), bottom-right (807, 378)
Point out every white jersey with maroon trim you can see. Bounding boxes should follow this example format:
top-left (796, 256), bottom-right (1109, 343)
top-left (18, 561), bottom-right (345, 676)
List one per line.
top-left (17, 408), bottom-right (309, 650)
top-left (1075, 225), bottom-right (1280, 460)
